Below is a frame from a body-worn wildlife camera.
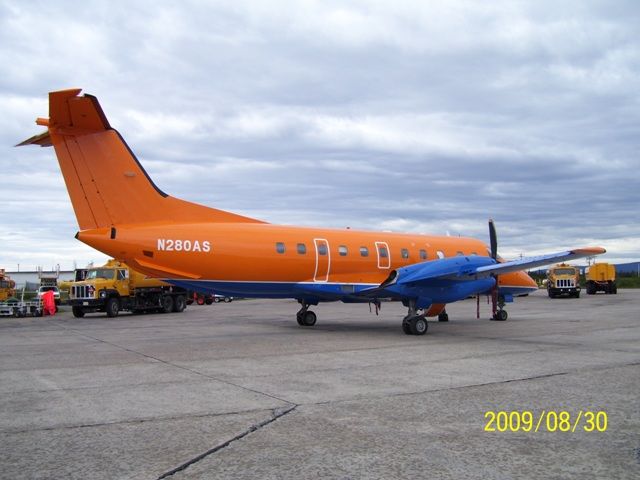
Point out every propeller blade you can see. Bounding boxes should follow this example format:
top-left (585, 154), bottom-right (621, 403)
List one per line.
top-left (489, 219), bottom-right (498, 260)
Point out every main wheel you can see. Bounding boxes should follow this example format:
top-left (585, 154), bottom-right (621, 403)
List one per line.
top-left (105, 297), bottom-right (120, 318)
top-left (173, 295), bottom-right (186, 312)
top-left (300, 310), bottom-right (317, 326)
top-left (72, 306), bottom-right (85, 318)
top-left (402, 320), bottom-right (412, 335)
top-left (161, 295), bottom-right (174, 313)
top-left (438, 312), bottom-right (449, 322)
top-left (493, 309), bottom-right (508, 321)
top-left (409, 316), bottom-right (428, 335)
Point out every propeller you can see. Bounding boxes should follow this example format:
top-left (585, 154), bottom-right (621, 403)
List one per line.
top-left (489, 218), bottom-right (498, 261)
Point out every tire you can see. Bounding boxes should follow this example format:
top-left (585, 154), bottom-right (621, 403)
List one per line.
top-left (105, 297), bottom-right (120, 318)
top-left (161, 295), bottom-right (174, 313)
top-left (214, 297), bottom-right (221, 303)
top-left (401, 320), bottom-right (412, 335)
top-left (301, 311), bottom-right (317, 326)
top-left (409, 316), bottom-right (428, 335)
top-left (574, 292), bottom-right (580, 298)
top-left (196, 296), bottom-right (205, 305)
top-left (494, 310), bottom-right (508, 321)
top-left (438, 312), bottom-right (449, 322)
top-left (72, 306), bottom-right (85, 318)
top-left (223, 297), bottom-right (231, 303)
top-left (173, 295), bottom-right (186, 312)
top-left (205, 298), bottom-right (213, 305)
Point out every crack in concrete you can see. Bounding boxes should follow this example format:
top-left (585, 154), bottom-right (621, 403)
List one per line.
top-left (156, 405), bottom-right (297, 479)
top-left (2, 407), bottom-right (285, 435)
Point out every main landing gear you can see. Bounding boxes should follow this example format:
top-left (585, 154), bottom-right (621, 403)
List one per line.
top-left (296, 301), bottom-right (317, 327)
top-left (402, 299), bottom-right (428, 336)
top-left (491, 295), bottom-right (508, 321)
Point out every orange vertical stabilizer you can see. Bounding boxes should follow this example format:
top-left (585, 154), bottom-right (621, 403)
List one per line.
top-left (18, 89), bottom-right (266, 230)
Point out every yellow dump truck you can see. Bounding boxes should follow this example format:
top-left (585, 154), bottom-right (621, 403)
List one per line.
top-left (546, 263), bottom-right (581, 298)
top-left (586, 263), bottom-right (617, 295)
top-left (0, 269), bottom-right (16, 301)
top-left (69, 259), bottom-right (188, 317)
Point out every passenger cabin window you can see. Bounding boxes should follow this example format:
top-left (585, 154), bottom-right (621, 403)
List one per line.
top-left (297, 243), bottom-right (306, 254)
top-left (456, 251), bottom-right (464, 256)
top-left (276, 242), bottom-right (285, 254)
top-left (436, 250), bottom-right (445, 259)
top-left (338, 245), bottom-right (348, 256)
top-left (360, 246), bottom-right (369, 257)
top-left (419, 249), bottom-right (427, 260)
top-left (317, 244), bottom-right (328, 256)
top-left (401, 248), bottom-right (409, 259)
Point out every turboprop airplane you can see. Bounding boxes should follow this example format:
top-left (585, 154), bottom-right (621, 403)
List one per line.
top-left (19, 89), bottom-right (605, 335)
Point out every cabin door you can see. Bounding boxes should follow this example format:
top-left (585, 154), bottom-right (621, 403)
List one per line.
top-left (313, 238), bottom-right (330, 282)
top-left (375, 241), bottom-right (391, 269)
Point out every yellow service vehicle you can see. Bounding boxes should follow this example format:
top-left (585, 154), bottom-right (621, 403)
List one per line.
top-left (69, 259), bottom-right (188, 317)
top-left (0, 269), bottom-right (16, 301)
top-left (586, 263), bottom-right (617, 295)
top-left (546, 263), bottom-right (581, 298)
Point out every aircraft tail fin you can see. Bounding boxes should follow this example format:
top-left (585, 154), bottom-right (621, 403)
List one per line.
top-left (18, 89), bottom-right (265, 230)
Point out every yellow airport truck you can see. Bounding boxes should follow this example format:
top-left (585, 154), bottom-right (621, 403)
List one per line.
top-left (546, 263), bottom-right (581, 298)
top-left (586, 263), bottom-right (617, 295)
top-left (0, 269), bottom-right (16, 301)
top-left (69, 259), bottom-right (187, 317)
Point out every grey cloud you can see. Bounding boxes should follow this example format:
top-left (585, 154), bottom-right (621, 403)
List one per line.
top-left (1, 0), bottom-right (639, 269)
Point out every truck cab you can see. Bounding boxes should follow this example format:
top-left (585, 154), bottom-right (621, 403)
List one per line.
top-left (546, 263), bottom-right (581, 298)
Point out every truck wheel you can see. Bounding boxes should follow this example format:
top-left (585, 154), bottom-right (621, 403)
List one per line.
top-left (106, 297), bottom-right (120, 318)
top-left (205, 298), bottom-right (213, 305)
top-left (72, 306), bottom-right (85, 318)
top-left (161, 295), bottom-right (174, 313)
top-left (173, 295), bottom-right (186, 312)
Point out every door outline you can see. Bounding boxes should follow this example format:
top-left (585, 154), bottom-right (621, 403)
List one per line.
top-left (375, 241), bottom-right (391, 269)
top-left (313, 238), bottom-right (330, 282)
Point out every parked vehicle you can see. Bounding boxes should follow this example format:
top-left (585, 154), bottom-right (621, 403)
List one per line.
top-left (546, 264), bottom-right (581, 298)
top-left (36, 286), bottom-right (61, 305)
top-left (213, 294), bottom-right (233, 303)
top-left (69, 259), bottom-right (188, 317)
top-left (586, 263), bottom-right (617, 294)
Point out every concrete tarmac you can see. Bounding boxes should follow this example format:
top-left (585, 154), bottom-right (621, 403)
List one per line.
top-left (1, 290), bottom-right (638, 479)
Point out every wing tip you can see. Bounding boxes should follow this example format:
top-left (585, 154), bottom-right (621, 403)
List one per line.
top-left (572, 247), bottom-right (606, 255)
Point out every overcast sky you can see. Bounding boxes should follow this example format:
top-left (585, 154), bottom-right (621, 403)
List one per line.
top-left (1, 0), bottom-right (638, 271)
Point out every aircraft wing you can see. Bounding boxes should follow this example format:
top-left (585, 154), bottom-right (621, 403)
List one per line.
top-left (471, 247), bottom-right (606, 279)
top-left (357, 246), bottom-right (605, 297)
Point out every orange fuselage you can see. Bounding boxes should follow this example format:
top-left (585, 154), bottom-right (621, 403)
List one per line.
top-left (78, 222), bottom-right (538, 293)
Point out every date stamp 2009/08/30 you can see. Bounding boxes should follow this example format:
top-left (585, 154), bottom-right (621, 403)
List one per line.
top-left (484, 410), bottom-right (608, 433)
